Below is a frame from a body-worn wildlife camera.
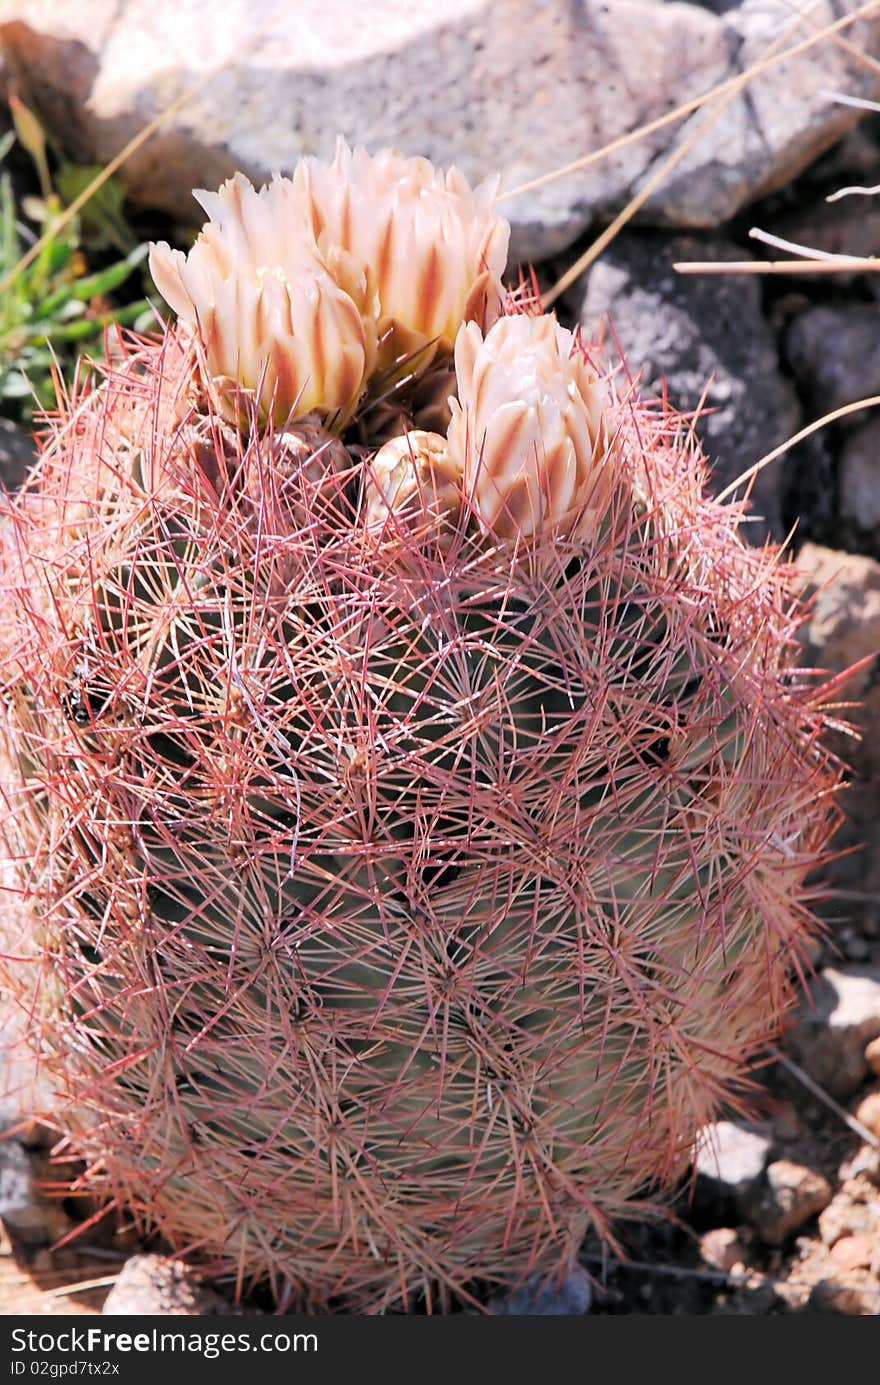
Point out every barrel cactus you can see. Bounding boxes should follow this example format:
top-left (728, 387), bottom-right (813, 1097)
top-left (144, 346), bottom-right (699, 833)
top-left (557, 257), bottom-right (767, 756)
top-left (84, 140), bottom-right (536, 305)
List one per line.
top-left (0, 140), bottom-right (842, 1313)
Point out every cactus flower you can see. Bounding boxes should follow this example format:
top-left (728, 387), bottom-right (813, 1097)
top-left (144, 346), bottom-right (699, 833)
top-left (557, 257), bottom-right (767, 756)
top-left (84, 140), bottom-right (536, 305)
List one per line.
top-left (294, 140), bottom-right (510, 374)
top-left (149, 173), bottom-right (378, 427)
top-left (447, 314), bottom-right (612, 543)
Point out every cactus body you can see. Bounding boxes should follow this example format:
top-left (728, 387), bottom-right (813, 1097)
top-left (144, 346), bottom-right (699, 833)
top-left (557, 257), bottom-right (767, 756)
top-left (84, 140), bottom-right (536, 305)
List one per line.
top-left (0, 154), bottom-right (842, 1313)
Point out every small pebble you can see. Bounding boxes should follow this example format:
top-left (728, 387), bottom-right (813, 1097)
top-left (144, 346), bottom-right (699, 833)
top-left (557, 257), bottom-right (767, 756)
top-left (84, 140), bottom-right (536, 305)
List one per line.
top-left (693, 1120), bottom-right (773, 1214)
top-left (746, 1159), bottom-right (832, 1245)
top-left (854, 1089), bottom-right (880, 1141)
top-left (810, 1275), bottom-right (880, 1315)
top-left (837, 1147), bottom-right (880, 1186)
top-left (699, 1227), bottom-right (750, 1273)
top-left (0, 1139), bottom-right (48, 1244)
top-left (489, 1264), bottom-right (592, 1316)
top-left (101, 1254), bottom-right (232, 1316)
top-left (829, 1235), bottom-right (874, 1272)
top-left (785, 966), bottom-right (880, 1099)
top-left (818, 1196), bottom-right (875, 1247)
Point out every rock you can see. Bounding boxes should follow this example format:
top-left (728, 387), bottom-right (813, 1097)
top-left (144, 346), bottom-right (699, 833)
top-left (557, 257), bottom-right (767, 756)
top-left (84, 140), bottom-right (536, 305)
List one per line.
top-left (0, 419), bottom-right (37, 493)
top-left (837, 1146), bottom-right (880, 1186)
top-left (489, 1264), bottom-right (592, 1316)
top-left (829, 1234), bottom-right (874, 1273)
top-left (810, 1274), bottom-right (880, 1315)
top-left (818, 1195), bottom-right (876, 1248)
top-left (101, 1254), bottom-right (232, 1316)
top-left (854, 1089), bottom-right (880, 1141)
top-left (0, 1139), bottom-right (36, 1239)
top-left (786, 967), bottom-right (880, 1100)
top-left (711, 1273), bottom-right (780, 1315)
top-left (0, 1136), bottom-right (68, 1247)
top-left (0, 1137), bottom-right (73, 1247)
top-left (866, 1036), bottom-right (880, 1079)
top-left (770, 1101), bottom-right (802, 1143)
top-left (2, 1), bottom-right (878, 265)
top-left (786, 306), bottom-right (880, 417)
top-left (0, 0), bottom-right (725, 265)
top-left (574, 231), bottom-right (798, 540)
top-left (693, 1120), bottom-right (774, 1215)
top-left (839, 419), bottom-right (880, 544)
top-left (744, 1159), bottom-right (832, 1245)
top-left (699, 1227), bottom-right (750, 1273)
top-left (0, 1011), bottom-right (58, 1140)
top-left (794, 546), bottom-right (880, 941)
top-left (636, 0), bottom-right (880, 226)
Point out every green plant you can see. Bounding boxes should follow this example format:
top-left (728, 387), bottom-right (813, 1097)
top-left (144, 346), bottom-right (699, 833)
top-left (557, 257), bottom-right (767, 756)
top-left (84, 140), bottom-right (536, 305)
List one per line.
top-left (0, 147), bottom-right (843, 1312)
top-left (0, 97), bottom-right (151, 421)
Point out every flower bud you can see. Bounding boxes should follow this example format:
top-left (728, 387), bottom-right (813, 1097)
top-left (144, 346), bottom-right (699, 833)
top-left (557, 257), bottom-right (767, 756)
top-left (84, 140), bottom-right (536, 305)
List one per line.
top-left (246, 418), bottom-right (354, 526)
top-left (363, 430), bottom-right (462, 546)
top-left (447, 314), bottom-right (612, 544)
top-left (149, 173), bottom-right (378, 427)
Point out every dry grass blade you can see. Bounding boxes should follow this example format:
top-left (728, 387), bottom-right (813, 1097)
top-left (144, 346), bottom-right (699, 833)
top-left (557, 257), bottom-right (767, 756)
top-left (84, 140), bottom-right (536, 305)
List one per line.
top-left (749, 227), bottom-right (863, 261)
top-left (770, 1048), bottom-right (880, 1150)
top-left (674, 257), bottom-right (878, 274)
top-left (715, 395), bottom-right (880, 504)
top-left (39, 1273), bottom-right (120, 1300)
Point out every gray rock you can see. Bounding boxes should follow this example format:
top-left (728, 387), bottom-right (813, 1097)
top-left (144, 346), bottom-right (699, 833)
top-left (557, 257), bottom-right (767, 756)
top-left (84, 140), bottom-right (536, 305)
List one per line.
top-left (839, 418), bottom-right (880, 540)
top-left (0, 1008), bottom-right (58, 1139)
top-left (1, 0), bottom-right (877, 265)
top-left (0, 1138), bottom-right (34, 1234)
top-left (794, 546), bottom-right (880, 941)
top-left (0, 0), bottom-right (722, 265)
top-left (743, 1159), bottom-right (832, 1245)
top-left (786, 967), bottom-right (880, 1100)
top-left (0, 1133), bottom-right (71, 1246)
top-left (102, 1254), bottom-right (232, 1315)
top-left (637, 0), bottom-right (880, 227)
top-left (0, 419), bottom-right (37, 494)
top-left (786, 306), bottom-right (880, 417)
top-left (575, 230), bottom-right (799, 540)
top-left (693, 1119), bottom-right (774, 1212)
top-left (489, 1263), bottom-right (592, 1315)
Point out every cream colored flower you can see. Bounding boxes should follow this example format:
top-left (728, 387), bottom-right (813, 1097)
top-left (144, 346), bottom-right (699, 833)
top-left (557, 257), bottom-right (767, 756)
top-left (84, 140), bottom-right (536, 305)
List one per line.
top-left (294, 140), bottom-right (509, 375)
top-left (149, 173), bottom-right (378, 427)
top-left (362, 431), bottom-right (462, 547)
top-left (447, 314), bottom-right (613, 544)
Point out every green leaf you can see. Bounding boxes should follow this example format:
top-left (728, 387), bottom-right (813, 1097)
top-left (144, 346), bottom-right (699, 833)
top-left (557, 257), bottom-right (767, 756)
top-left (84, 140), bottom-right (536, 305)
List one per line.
top-left (55, 162), bottom-right (135, 254)
top-left (33, 244), bottom-right (147, 321)
top-left (28, 297), bottom-right (151, 344)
